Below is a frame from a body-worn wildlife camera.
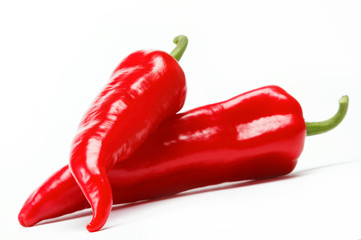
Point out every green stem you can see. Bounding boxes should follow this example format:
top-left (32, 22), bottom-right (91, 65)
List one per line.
top-left (170, 35), bottom-right (188, 62)
top-left (306, 95), bottom-right (349, 136)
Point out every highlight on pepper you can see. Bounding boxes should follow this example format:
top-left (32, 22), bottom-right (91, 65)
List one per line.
top-left (18, 84), bottom-right (349, 231)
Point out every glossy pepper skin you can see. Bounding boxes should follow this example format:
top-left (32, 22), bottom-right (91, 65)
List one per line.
top-left (19, 86), bottom-right (310, 227)
top-left (67, 37), bottom-right (187, 232)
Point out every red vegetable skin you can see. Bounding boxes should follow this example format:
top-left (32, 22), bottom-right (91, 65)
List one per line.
top-left (18, 86), bottom-right (349, 226)
top-left (68, 35), bottom-right (188, 232)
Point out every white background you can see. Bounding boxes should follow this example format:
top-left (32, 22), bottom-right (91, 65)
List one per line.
top-left (1, 0), bottom-right (361, 239)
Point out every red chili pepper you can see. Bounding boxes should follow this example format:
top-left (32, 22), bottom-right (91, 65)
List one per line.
top-left (18, 86), bottom-right (348, 227)
top-left (64, 35), bottom-right (187, 232)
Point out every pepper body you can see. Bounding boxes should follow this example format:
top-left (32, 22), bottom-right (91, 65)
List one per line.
top-left (19, 86), bottom-right (306, 227)
top-left (69, 50), bottom-right (186, 231)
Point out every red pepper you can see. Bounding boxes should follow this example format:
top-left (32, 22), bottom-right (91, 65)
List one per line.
top-left (65, 35), bottom-right (188, 232)
top-left (18, 86), bottom-right (348, 227)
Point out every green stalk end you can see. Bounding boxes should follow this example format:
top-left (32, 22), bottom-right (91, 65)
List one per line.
top-left (170, 35), bottom-right (188, 62)
top-left (306, 95), bottom-right (349, 136)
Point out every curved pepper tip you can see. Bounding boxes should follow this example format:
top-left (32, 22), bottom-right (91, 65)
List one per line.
top-left (18, 214), bottom-right (28, 227)
top-left (86, 223), bottom-right (100, 232)
top-left (84, 185), bottom-right (113, 232)
top-left (86, 213), bottom-right (109, 232)
top-left (85, 199), bottom-right (113, 232)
